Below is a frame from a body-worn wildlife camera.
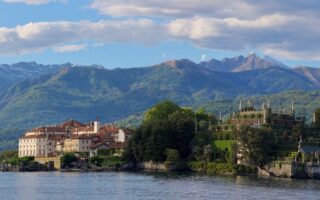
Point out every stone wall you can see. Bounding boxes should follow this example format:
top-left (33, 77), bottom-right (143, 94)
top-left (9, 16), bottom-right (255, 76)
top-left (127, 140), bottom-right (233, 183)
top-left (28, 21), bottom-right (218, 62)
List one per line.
top-left (35, 157), bottom-right (61, 170)
top-left (263, 161), bottom-right (293, 177)
top-left (137, 161), bottom-right (168, 171)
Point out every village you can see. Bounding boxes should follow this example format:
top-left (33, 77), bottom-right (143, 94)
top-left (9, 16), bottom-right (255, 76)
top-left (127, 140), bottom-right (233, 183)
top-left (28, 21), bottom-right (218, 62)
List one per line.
top-left (15, 120), bottom-right (133, 170)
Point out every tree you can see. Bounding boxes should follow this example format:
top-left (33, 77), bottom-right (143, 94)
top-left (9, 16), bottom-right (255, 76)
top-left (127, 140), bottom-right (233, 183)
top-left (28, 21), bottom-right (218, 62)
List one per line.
top-left (124, 101), bottom-right (195, 162)
top-left (190, 131), bottom-right (229, 162)
top-left (314, 108), bottom-right (320, 128)
top-left (143, 101), bottom-right (180, 122)
top-left (90, 156), bottom-right (104, 167)
top-left (292, 124), bottom-right (304, 141)
top-left (165, 148), bottom-right (180, 162)
top-left (168, 109), bottom-right (195, 159)
top-left (236, 126), bottom-right (275, 166)
top-left (61, 153), bottom-right (77, 167)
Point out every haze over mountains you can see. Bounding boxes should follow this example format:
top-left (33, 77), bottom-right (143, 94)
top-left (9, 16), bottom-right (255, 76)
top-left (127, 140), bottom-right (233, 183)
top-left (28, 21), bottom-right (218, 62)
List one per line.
top-left (0, 53), bottom-right (320, 131)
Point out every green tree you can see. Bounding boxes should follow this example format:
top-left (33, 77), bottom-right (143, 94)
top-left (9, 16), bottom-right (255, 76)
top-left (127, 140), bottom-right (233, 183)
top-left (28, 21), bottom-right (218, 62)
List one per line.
top-left (236, 126), bottom-right (275, 166)
top-left (124, 101), bottom-right (195, 162)
top-left (314, 108), bottom-right (320, 128)
top-left (165, 148), bottom-right (180, 162)
top-left (61, 153), bottom-right (77, 167)
top-left (168, 109), bottom-right (195, 159)
top-left (90, 156), bottom-right (104, 167)
top-left (144, 101), bottom-right (180, 122)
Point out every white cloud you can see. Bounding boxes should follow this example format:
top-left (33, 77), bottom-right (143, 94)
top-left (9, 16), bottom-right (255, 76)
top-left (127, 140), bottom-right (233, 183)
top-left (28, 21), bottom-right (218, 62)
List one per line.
top-left (0, 0), bottom-right (320, 60)
top-left (0, 19), bottom-right (165, 56)
top-left (87, 0), bottom-right (320, 60)
top-left (3, 0), bottom-right (65, 5)
top-left (1, 0), bottom-right (320, 60)
top-left (90, 0), bottom-right (255, 19)
top-left (54, 44), bottom-right (87, 53)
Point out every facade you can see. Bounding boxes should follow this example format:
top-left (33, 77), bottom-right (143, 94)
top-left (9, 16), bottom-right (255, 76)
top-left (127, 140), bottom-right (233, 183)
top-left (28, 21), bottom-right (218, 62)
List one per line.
top-left (18, 120), bottom-right (133, 158)
top-left (63, 135), bottom-right (97, 153)
top-left (19, 129), bottom-right (68, 157)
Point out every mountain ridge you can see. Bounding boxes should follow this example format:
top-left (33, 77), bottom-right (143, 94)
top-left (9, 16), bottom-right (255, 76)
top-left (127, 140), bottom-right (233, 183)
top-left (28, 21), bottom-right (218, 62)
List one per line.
top-left (0, 54), bottom-right (320, 130)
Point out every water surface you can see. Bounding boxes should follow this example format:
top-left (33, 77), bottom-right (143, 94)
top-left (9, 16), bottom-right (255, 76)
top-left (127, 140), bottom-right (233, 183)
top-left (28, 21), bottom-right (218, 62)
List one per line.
top-left (0, 172), bottom-right (319, 200)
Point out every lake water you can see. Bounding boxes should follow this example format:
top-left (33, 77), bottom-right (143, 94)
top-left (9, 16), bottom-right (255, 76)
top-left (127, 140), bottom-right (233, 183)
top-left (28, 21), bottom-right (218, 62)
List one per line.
top-left (0, 172), bottom-right (320, 200)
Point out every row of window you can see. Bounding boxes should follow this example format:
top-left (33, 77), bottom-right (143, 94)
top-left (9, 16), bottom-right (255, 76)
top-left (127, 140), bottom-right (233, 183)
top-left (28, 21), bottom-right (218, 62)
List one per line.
top-left (20, 138), bottom-right (47, 143)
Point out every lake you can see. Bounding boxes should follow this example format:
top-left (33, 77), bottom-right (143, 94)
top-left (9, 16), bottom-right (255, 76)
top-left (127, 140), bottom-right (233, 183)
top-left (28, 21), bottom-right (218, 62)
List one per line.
top-left (0, 172), bottom-right (319, 200)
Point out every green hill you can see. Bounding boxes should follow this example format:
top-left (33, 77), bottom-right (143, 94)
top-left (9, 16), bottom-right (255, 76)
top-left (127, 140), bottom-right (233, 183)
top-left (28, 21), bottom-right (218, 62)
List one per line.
top-left (1, 57), bottom-right (320, 151)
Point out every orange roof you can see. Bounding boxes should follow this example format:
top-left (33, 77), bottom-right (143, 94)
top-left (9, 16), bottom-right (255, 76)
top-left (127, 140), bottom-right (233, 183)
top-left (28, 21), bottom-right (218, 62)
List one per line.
top-left (69, 135), bottom-right (98, 140)
top-left (61, 120), bottom-right (86, 128)
top-left (72, 126), bottom-right (95, 133)
top-left (108, 142), bottom-right (128, 149)
top-left (99, 125), bottom-right (119, 134)
top-left (90, 140), bottom-right (110, 149)
top-left (30, 126), bottom-right (66, 133)
top-left (20, 134), bottom-right (47, 139)
top-left (48, 134), bottom-right (68, 140)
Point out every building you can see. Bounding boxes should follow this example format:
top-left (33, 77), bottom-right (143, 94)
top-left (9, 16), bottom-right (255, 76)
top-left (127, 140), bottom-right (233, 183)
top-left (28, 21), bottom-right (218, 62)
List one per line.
top-left (230, 98), bottom-right (304, 129)
top-left (63, 135), bottom-right (98, 153)
top-left (18, 120), bottom-right (133, 158)
top-left (228, 98), bottom-right (305, 165)
top-left (18, 127), bottom-right (69, 157)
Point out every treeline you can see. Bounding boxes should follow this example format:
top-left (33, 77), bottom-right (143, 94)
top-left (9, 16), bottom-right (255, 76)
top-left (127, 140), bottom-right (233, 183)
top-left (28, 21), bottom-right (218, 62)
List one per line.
top-left (123, 101), bottom-right (234, 164)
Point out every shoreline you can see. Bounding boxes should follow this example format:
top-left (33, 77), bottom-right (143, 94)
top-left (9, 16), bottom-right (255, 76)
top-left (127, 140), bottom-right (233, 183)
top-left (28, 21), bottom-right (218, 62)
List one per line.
top-left (1, 161), bottom-right (315, 180)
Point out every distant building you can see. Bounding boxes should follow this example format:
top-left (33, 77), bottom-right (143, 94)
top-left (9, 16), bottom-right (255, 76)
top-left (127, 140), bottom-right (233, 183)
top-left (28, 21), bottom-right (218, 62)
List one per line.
top-left (19, 127), bottom-right (69, 157)
top-left (230, 98), bottom-right (304, 129)
top-left (229, 98), bottom-right (305, 165)
top-left (18, 120), bottom-right (133, 158)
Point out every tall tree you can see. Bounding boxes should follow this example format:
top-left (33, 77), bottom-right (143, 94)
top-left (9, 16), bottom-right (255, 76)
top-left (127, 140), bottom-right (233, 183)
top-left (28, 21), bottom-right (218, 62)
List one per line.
top-left (236, 126), bottom-right (275, 166)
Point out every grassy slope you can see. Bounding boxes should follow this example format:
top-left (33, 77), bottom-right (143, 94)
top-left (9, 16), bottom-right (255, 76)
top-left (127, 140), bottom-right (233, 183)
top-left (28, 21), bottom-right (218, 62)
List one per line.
top-left (214, 140), bottom-right (235, 152)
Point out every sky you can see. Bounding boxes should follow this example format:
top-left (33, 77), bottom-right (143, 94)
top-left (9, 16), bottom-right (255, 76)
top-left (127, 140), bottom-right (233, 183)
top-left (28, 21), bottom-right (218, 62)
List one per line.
top-left (0, 0), bottom-right (320, 68)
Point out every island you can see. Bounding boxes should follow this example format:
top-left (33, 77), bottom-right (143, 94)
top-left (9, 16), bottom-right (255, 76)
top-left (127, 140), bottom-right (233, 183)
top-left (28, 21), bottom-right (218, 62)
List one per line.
top-left (1, 99), bottom-right (320, 179)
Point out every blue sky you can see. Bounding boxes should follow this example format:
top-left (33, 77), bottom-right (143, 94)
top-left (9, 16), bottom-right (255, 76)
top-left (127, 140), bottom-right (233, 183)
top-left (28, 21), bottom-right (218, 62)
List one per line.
top-left (0, 0), bottom-right (320, 68)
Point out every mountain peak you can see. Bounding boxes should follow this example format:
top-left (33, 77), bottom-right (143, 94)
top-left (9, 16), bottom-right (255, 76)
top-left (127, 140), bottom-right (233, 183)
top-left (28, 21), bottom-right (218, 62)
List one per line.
top-left (232, 54), bottom-right (286, 72)
top-left (199, 53), bottom-right (288, 72)
top-left (157, 59), bottom-right (196, 69)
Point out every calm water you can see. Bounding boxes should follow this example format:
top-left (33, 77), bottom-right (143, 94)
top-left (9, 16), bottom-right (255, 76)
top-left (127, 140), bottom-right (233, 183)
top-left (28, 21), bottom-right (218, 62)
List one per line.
top-left (0, 172), bottom-right (320, 200)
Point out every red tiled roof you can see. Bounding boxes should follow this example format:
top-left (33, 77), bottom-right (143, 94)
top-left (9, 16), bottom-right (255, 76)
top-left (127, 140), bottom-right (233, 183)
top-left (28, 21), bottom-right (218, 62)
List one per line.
top-left (99, 125), bottom-right (119, 134)
top-left (69, 135), bottom-right (98, 140)
top-left (30, 126), bottom-right (66, 133)
top-left (20, 134), bottom-right (47, 139)
top-left (60, 119), bottom-right (86, 128)
top-left (90, 141), bottom-right (110, 149)
top-left (72, 126), bottom-right (95, 133)
top-left (48, 134), bottom-right (68, 140)
top-left (108, 142), bottom-right (128, 149)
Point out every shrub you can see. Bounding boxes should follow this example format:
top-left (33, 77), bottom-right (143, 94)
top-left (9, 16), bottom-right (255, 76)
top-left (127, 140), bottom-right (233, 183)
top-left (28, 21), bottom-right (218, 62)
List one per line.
top-left (165, 148), bottom-right (180, 162)
top-left (90, 156), bottom-right (104, 167)
top-left (61, 153), bottom-right (77, 167)
top-left (188, 162), bottom-right (236, 174)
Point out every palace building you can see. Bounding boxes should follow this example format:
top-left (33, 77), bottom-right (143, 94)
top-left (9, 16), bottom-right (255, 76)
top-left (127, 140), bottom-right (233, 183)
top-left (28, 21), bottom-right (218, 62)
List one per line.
top-left (230, 98), bottom-right (305, 129)
top-left (18, 119), bottom-right (133, 158)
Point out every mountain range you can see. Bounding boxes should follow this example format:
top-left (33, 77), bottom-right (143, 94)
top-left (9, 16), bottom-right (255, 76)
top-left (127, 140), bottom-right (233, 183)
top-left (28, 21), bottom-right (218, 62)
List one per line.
top-left (1, 54), bottom-right (320, 150)
top-left (0, 53), bottom-right (320, 128)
